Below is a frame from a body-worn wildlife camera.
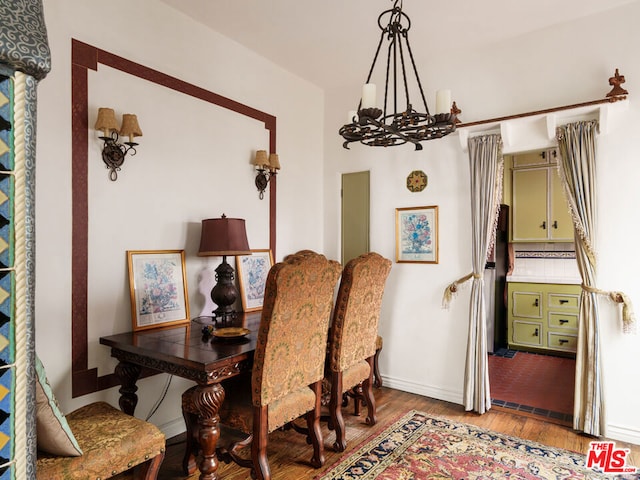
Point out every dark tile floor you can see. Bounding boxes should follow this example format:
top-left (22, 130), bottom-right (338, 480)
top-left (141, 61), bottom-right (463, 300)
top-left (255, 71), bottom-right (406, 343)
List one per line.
top-left (488, 349), bottom-right (575, 423)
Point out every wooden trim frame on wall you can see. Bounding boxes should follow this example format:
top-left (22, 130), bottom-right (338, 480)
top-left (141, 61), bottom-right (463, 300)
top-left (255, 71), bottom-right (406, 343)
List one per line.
top-left (70, 39), bottom-right (277, 397)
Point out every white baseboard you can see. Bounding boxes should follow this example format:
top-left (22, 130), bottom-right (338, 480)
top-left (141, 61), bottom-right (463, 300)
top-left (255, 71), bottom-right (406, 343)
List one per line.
top-left (607, 423), bottom-right (640, 446)
top-left (381, 374), bottom-right (463, 406)
top-left (158, 416), bottom-right (187, 440)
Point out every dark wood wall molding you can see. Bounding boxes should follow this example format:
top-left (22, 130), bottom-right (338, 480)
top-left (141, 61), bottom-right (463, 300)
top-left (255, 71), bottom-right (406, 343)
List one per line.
top-left (71, 38), bottom-right (277, 397)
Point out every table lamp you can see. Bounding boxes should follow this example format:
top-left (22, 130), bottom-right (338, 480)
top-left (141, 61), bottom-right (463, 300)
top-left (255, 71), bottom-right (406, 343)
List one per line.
top-left (198, 215), bottom-right (251, 325)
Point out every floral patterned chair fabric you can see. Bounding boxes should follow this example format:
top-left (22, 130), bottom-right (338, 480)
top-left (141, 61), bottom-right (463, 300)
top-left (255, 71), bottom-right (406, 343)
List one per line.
top-left (206, 250), bottom-right (341, 480)
top-left (327, 252), bottom-right (391, 452)
top-left (36, 402), bottom-right (165, 480)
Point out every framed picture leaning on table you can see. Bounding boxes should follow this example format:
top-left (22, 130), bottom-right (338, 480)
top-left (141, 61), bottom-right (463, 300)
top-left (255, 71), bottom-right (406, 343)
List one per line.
top-left (127, 249), bottom-right (190, 331)
top-left (236, 249), bottom-right (274, 312)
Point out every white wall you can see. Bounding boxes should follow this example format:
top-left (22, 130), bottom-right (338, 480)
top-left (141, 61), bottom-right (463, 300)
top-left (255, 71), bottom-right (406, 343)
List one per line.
top-left (324, 2), bottom-right (640, 443)
top-left (36, 0), bottom-right (324, 437)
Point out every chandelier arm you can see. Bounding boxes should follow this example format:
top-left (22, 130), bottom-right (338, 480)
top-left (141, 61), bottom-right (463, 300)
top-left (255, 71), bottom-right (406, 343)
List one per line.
top-left (404, 32), bottom-right (430, 115)
top-left (384, 33), bottom-right (395, 120)
top-left (397, 30), bottom-right (411, 111)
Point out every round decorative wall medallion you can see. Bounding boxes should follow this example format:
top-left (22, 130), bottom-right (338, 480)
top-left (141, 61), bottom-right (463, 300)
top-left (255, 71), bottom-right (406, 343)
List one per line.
top-left (406, 170), bottom-right (428, 192)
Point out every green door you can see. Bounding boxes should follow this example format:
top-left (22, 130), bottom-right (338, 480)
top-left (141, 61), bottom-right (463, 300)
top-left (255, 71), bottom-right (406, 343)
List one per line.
top-left (341, 171), bottom-right (370, 265)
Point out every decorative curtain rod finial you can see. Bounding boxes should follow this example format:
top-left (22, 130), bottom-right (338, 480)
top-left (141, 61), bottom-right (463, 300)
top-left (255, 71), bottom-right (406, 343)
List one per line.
top-left (606, 68), bottom-right (628, 98)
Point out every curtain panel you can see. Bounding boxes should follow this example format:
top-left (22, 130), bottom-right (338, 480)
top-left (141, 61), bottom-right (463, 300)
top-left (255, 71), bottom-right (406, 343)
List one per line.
top-left (556, 120), bottom-right (634, 437)
top-left (443, 134), bottom-right (503, 413)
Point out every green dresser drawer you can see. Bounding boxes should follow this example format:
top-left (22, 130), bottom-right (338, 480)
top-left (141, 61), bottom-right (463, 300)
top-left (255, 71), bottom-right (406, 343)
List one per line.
top-left (548, 293), bottom-right (580, 310)
top-left (548, 312), bottom-right (578, 330)
top-left (512, 321), bottom-right (543, 347)
top-left (548, 332), bottom-right (578, 352)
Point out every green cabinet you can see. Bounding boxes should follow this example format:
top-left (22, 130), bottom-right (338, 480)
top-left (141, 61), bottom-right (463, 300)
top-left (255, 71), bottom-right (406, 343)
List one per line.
top-left (511, 150), bottom-right (574, 242)
top-left (508, 282), bottom-right (580, 354)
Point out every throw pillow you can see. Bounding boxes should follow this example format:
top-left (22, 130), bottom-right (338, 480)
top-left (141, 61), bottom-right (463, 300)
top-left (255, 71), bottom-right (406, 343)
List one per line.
top-left (35, 354), bottom-right (82, 456)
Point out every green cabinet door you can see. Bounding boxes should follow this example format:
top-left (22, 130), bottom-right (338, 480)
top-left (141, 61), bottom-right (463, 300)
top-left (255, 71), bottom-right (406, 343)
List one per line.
top-left (512, 168), bottom-right (548, 241)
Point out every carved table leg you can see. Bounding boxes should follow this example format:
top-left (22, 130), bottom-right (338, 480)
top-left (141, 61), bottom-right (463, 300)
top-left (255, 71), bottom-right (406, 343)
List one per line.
top-left (115, 361), bottom-right (141, 415)
top-left (192, 383), bottom-right (226, 480)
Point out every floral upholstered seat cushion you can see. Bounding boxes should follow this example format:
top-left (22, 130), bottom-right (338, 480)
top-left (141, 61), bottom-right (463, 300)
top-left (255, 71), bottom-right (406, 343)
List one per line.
top-left (36, 402), bottom-right (165, 480)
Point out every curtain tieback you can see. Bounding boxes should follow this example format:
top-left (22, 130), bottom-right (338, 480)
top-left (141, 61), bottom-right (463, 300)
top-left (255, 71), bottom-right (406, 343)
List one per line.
top-left (442, 272), bottom-right (483, 309)
top-left (581, 283), bottom-right (636, 334)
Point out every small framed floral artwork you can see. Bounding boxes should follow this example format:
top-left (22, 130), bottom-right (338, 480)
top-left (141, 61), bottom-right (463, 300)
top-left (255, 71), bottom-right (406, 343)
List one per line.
top-left (395, 206), bottom-right (439, 263)
top-left (236, 249), bottom-right (274, 312)
top-left (127, 250), bottom-right (190, 331)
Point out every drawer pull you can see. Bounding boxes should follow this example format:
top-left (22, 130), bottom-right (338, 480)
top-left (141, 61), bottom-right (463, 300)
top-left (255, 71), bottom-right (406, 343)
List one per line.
top-left (540, 221), bottom-right (546, 230)
top-left (534, 299), bottom-right (539, 307)
top-left (559, 299), bottom-right (569, 304)
top-left (552, 220), bottom-right (558, 229)
top-left (558, 339), bottom-right (569, 344)
top-left (534, 328), bottom-right (539, 337)
top-left (559, 319), bottom-right (569, 324)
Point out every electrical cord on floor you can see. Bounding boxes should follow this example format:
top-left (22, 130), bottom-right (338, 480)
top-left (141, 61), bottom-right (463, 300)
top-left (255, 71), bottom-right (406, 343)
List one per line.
top-left (146, 374), bottom-right (173, 421)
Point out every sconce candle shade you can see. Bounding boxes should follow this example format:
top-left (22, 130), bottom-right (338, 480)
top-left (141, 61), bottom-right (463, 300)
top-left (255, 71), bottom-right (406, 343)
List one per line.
top-left (268, 153), bottom-right (280, 170)
top-left (252, 149), bottom-right (270, 168)
top-left (94, 107), bottom-right (119, 137)
top-left (119, 114), bottom-right (143, 143)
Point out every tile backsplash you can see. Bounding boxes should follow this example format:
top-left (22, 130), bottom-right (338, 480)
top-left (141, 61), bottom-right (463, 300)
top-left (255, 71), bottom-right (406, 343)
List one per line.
top-left (509, 243), bottom-right (581, 282)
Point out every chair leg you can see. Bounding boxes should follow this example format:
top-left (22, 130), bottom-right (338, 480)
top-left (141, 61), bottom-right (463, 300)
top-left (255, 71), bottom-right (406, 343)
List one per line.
top-left (307, 380), bottom-right (325, 468)
top-left (373, 342), bottom-right (383, 388)
top-left (141, 449), bottom-right (166, 480)
top-left (329, 371), bottom-right (347, 452)
top-left (363, 356), bottom-right (377, 426)
top-left (251, 405), bottom-right (271, 480)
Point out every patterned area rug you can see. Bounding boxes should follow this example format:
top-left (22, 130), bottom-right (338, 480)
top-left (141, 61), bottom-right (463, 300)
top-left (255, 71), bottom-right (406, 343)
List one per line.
top-left (316, 410), bottom-right (627, 479)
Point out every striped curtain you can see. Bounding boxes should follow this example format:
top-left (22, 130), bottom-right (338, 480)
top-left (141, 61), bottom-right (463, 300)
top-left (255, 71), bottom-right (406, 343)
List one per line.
top-left (443, 134), bottom-right (503, 414)
top-left (556, 120), bottom-right (604, 436)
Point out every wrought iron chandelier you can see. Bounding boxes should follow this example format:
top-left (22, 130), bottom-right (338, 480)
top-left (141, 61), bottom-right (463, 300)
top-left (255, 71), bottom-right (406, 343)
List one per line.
top-left (339, 0), bottom-right (457, 150)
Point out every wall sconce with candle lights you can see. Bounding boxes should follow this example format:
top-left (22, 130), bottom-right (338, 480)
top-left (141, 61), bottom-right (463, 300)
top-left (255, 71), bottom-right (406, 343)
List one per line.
top-left (251, 150), bottom-right (280, 199)
top-left (94, 107), bottom-right (142, 181)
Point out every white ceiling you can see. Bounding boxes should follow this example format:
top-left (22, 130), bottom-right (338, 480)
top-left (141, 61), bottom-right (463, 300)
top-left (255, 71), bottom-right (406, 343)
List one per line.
top-left (159, 0), bottom-right (637, 90)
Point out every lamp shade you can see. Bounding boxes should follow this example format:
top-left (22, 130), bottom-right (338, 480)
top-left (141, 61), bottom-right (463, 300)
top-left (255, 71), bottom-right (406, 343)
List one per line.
top-left (252, 150), bottom-right (270, 168)
top-left (198, 216), bottom-right (251, 256)
top-left (119, 113), bottom-right (143, 141)
top-left (94, 107), bottom-right (119, 136)
top-left (268, 153), bottom-right (280, 170)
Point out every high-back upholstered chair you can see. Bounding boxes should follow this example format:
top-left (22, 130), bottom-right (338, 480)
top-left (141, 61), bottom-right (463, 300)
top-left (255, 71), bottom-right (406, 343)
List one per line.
top-left (215, 250), bottom-right (341, 480)
top-left (327, 252), bottom-right (391, 452)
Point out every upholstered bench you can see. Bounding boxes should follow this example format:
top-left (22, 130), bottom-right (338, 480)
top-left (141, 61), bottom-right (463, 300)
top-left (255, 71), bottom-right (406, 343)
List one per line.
top-left (36, 401), bottom-right (165, 480)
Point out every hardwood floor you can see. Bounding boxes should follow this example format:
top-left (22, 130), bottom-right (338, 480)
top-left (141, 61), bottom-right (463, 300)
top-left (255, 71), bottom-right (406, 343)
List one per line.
top-left (158, 387), bottom-right (640, 479)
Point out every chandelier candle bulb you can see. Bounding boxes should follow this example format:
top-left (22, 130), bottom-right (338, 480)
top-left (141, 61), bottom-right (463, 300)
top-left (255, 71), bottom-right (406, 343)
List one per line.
top-left (436, 90), bottom-right (451, 115)
top-left (361, 83), bottom-right (377, 109)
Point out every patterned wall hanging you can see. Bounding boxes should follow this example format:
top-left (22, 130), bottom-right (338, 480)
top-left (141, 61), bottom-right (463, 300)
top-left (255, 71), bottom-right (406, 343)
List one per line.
top-left (406, 170), bottom-right (428, 192)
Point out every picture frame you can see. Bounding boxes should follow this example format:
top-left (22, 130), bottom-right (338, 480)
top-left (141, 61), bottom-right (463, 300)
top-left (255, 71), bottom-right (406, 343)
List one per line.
top-left (236, 249), bottom-right (274, 312)
top-left (127, 250), bottom-right (190, 331)
top-left (395, 205), bottom-right (439, 264)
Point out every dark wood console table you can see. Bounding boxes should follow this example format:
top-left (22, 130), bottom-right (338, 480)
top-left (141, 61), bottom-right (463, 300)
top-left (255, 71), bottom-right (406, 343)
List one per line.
top-left (100, 312), bottom-right (261, 480)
